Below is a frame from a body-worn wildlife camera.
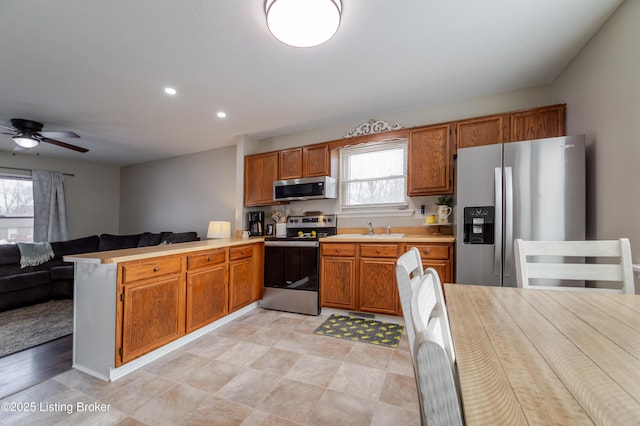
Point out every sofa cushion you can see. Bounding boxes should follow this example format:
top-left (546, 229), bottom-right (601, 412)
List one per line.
top-left (51, 235), bottom-right (100, 258)
top-left (50, 265), bottom-right (74, 281)
top-left (161, 232), bottom-right (199, 244)
top-left (0, 271), bottom-right (51, 293)
top-left (98, 234), bottom-right (143, 251)
top-left (0, 245), bottom-right (21, 266)
top-left (137, 232), bottom-right (165, 247)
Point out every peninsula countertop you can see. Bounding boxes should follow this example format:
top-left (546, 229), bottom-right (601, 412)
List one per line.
top-left (63, 237), bottom-right (265, 264)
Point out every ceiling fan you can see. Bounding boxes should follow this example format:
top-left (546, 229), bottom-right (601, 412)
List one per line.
top-left (0, 118), bottom-right (89, 153)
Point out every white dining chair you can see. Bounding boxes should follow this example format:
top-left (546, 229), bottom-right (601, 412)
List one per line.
top-left (395, 247), bottom-right (424, 355)
top-left (514, 238), bottom-right (635, 294)
top-left (410, 270), bottom-right (463, 426)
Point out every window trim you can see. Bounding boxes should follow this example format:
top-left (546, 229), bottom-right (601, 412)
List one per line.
top-left (339, 138), bottom-right (409, 212)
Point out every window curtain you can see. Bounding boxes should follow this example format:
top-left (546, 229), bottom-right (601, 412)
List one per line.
top-left (32, 170), bottom-right (69, 242)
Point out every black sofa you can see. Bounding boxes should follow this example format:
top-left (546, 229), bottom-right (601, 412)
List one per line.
top-left (0, 231), bottom-right (199, 312)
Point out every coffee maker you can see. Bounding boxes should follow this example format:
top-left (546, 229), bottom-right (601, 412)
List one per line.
top-left (248, 211), bottom-right (264, 236)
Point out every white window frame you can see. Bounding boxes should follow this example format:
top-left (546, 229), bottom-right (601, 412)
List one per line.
top-left (0, 174), bottom-right (34, 244)
top-left (339, 138), bottom-right (409, 213)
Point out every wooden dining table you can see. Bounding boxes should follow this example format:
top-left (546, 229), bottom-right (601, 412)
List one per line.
top-left (444, 284), bottom-right (640, 425)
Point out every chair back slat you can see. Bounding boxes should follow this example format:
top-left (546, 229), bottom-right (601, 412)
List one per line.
top-left (514, 238), bottom-right (635, 294)
top-left (395, 247), bottom-right (424, 354)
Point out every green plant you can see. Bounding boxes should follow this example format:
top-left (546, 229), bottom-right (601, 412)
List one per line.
top-left (437, 195), bottom-right (453, 206)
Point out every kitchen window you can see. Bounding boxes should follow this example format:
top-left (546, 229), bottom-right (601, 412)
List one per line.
top-left (339, 139), bottom-right (408, 211)
top-left (0, 175), bottom-right (34, 244)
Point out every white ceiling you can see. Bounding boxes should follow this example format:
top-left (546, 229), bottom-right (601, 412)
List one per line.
top-left (0, 0), bottom-right (623, 166)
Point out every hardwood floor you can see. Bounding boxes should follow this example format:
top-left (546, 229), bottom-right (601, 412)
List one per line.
top-left (0, 334), bottom-right (72, 400)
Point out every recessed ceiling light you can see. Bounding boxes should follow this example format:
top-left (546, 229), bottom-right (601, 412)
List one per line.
top-left (217, 112), bottom-right (227, 118)
top-left (164, 87), bottom-right (177, 95)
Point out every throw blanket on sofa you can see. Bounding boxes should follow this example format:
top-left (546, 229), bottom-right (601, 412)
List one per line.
top-left (17, 242), bottom-right (55, 268)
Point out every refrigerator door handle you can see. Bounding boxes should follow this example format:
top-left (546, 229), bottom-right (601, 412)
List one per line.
top-left (494, 167), bottom-right (502, 277)
top-left (504, 167), bottom-right (514, 277)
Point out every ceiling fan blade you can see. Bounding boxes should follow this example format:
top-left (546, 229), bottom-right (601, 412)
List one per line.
top-left (1, 131), bottom-right (17, 135)
top-left (39, 130), bottom-right (80, 138)
top-left (0, 123), bottom-right (16, 132)
top-left (41, 137), bottom-right (89, 153)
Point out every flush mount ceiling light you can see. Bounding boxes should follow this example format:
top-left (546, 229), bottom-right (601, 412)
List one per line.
top-left (13, 134), bottom-right (39, 148)
top-left (164, 87), bottom-right (177, 95)
top-left (265, 0), bottom-right (342, 48)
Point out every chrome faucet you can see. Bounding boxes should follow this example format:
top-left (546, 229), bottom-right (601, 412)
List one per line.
top-left (367, 221), bottom-right (374, 236)
top-left (386, 224), bottom-right (391, 235)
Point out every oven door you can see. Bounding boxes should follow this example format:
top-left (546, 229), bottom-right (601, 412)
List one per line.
top-left (264, 240), bottom-right (319, 291)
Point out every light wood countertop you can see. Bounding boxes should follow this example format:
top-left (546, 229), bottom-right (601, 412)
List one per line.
top-left (319, 234), bottom-right (455, 243)
top-left (64, 237), bottom-right (265, 264)
top-left (445, 284), bottom-right (640, 425)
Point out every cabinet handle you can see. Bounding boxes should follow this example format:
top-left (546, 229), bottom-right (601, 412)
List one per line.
top-left (207, 257), bottom-right (212, 261)
top-left (376, 249), bottom-right (381, 254)
top-left (335, 248), bottom-right (340, 252)
top-left (423, 249), bottom-right (431, 255)
top-left (241, 250), bottom-right (245, 255)
top-left (153, 267), bottom-right (159, 272)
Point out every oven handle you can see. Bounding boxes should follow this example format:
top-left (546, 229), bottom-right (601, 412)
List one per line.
top-left (264, 241), bottom-right (319, 248)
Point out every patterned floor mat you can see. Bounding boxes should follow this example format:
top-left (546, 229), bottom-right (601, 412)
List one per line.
top-left (313, 314), bottom-right (404, 348)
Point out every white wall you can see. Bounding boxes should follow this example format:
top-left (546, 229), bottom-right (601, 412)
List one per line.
top-left (0, 151), bottom-right (120, 239)
top-left (552, 0), bottom-right (639, 265)
top-left (119, 145), bottom-right (236, 238)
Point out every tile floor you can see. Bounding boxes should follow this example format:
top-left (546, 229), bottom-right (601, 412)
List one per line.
top-left (0, 308), bottom-right (419, 425)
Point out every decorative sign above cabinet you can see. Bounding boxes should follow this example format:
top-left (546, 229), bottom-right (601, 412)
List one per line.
top-left (344, 119), bottom-right (404, 138)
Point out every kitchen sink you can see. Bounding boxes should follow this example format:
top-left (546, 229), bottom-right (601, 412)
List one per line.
top-left (332, 233), bottom-right (405, 238)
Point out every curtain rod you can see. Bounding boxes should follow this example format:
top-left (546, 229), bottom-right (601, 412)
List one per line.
top-left (0, 166), bottom-right (75, 177)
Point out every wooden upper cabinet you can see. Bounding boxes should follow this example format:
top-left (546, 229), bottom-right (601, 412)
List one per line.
top-left (456, 114), bottom-right (510, 150)
top-left (408, 124), bottom-right (453, 196)
top-left (244, 152), bottom-right (279, 206)
top-left (303, 144), bottom-right (330, 177)
top-left (279, 148), bottom-right (303, 180)
top-left (278, 144), bottom-right (330, 179)
top-left (510, 104), bottom-right (566, 142)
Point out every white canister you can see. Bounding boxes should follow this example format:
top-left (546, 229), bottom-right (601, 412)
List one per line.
top-left (275, 223), bottom-right (286, 238)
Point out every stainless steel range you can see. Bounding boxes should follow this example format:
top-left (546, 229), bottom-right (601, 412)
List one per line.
top-left (262, 214), bottom-right (337, 315)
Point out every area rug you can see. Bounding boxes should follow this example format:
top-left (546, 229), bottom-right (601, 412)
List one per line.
top-left (313, 314), bottom-right (404, 348)
top-left (0, 299), bottom-right (73, 358)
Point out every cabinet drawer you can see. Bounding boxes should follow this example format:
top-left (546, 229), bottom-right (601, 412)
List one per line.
top-left (360, 244), bottom-right (399, 258)
top-left (410, 244), bottom-right (450, 260)
top-left (321, 243), bottom-right (356, 257)
top-left (121, 256), bottom-right (183, 283)
top-left (187, 248), bottom-right (226, 270)
top-left (230, 244), bottom-right (254, 261)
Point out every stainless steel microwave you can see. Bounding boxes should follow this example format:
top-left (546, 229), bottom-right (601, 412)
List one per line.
top-left (273, 176), bottom-right (337, 201)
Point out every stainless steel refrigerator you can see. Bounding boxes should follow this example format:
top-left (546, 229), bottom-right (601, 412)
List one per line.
top-left (455, 135), bottom-right (585, 287)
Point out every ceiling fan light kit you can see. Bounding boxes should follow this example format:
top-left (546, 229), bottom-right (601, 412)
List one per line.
top-left (265, 0), bottom-right (342, 48)
top-left (1, 118), bottom-right (88, 153)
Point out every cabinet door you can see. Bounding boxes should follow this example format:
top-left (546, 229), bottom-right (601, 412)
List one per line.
top-left (456, 114), bottom-right (509, 150)
top-left (303, 144), bottom-right (330, 177)
top-left (186, 264), bottom-right (227, 333)
top-left (244, 152), bottom-right (279, 206)
top-left (358, 258), bottom-right (398, 315)
top-left (510, 104), bottom-right (566, 142)
top-left (279, 148), bottom-right (303, 180)
top-left (229, 257), bottom-right (255, 313)
top-left (121, 275), bottom-right (185, 364)
top-left (408, 124), bottom-right (453, 195)
top-left (320, 256), bottom-right (356, 309)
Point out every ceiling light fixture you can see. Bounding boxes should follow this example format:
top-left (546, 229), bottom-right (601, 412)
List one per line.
top-left (217, 111), bottom-right (227, 118)
top-left (265, 0), bottom-right (342, 48)
top-left (164, 87), bottom-right (177, 95)
top-left (13, 134), bottom-right (39, 148)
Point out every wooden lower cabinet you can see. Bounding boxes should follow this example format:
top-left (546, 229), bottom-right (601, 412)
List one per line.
top-left (229, 244), bottom-right (259, 313)
top-left (186, 248), bottom-right (228, 333)
top-left (117, 243), bottom-right (261, 366)
top-left (320, 241), bottom-right (454, 316)
top-left (120, 273), bottom-right (185, 365)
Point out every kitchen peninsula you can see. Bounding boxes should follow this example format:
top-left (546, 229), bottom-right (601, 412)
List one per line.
top-left (64, 237), bottom-right (264, 382)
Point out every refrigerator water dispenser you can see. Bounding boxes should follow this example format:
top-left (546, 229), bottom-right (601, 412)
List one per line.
top-left (463, 207), bottom-right (495, 244)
